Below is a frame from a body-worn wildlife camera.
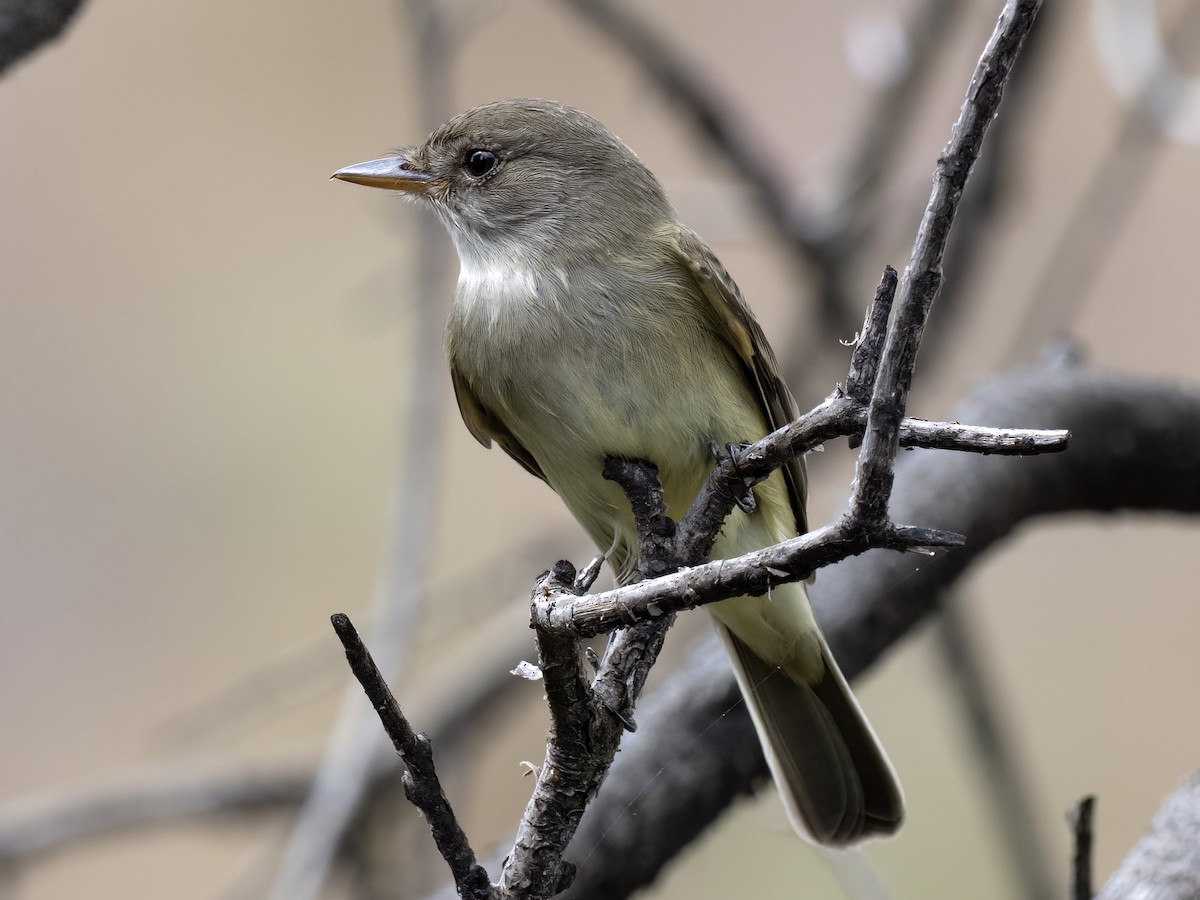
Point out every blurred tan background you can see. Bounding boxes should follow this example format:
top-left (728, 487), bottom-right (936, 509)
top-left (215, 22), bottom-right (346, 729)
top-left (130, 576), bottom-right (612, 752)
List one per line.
top-left (2, 1), bottom-right (1199, 897)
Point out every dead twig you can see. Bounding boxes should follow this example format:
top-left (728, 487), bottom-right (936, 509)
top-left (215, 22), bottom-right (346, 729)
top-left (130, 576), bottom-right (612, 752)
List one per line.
top-left (1069, 795), bottom-right (1096, 900)
top-left (330, 614), bottom-right (496, 900)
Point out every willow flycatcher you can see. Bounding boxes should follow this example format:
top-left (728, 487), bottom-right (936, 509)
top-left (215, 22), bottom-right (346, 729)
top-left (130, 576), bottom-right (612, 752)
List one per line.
top-left (333, 99), bottom-right (903, 845)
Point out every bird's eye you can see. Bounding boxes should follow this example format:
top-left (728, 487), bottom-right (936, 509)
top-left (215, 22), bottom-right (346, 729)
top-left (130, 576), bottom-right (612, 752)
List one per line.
top-left (463, 149), bottom-right (499, 178)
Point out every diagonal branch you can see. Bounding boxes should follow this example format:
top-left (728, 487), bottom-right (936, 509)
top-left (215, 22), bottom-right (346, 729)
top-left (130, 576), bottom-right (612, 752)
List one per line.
top-left (330, 614), bottom-right (496, 900)
top-left (852, 0), bottom-right (1043, 525)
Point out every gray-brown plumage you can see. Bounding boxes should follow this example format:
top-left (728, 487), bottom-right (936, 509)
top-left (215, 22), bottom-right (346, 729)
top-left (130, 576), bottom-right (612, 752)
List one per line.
top-left (333, 99), bottom-right (903, 845)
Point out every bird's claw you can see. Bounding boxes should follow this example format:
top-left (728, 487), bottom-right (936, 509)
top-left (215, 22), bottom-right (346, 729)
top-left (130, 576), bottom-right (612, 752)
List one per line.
top-left (710, 440), bottom-right (757, 513)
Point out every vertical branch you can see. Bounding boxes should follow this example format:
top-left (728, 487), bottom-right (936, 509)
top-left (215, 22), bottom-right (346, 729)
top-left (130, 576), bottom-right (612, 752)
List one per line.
top-left (267, 3), bottom-right (454, 897)
top-left (937, 596), bottom-right (1056, 900)
top-left (500, 461), bottom-right (681, 898)
top-left (502, 564), bottom-right (599, 899)
top-left (1069, 795), bottom-right (1096, 900)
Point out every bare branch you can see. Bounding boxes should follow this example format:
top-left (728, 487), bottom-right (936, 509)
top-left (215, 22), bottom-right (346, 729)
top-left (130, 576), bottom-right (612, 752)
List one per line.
top-left (536, 520), bottom-right (962, 639)
top-left (1069, 795), bottom-right (1096, 900)
top-left (330, 614), bottom-right (496, 900)
top-left (845, 266), bottom-right (898, 405)
top-left (852, 0), bottom-right (1044, 525)
top-left (500, 462), bottom-right (687, 898)
top-left (676, 386), bottom-right (1068, 569)
top-left (500, 564), bottom-right (601, 899)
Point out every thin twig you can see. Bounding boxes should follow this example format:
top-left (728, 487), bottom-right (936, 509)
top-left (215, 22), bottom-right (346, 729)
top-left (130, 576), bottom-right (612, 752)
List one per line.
top-left (845, 266), bottom-right (898, 406)
top-left (330, 615), bottom-right (495, 900)
top-left (1069, 795), bottom-right (1096, 900)
top-left (588, 460), bottom-right (680, 730)
top-left (676, 391), bottom-right (1067, 568)
top-left (852, 0), bottom-right (1044, 526)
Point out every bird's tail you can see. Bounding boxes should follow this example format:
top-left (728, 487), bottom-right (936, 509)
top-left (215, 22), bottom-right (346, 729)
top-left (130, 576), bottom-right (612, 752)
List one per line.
top-left (714, 616), bottom-right (904, 846)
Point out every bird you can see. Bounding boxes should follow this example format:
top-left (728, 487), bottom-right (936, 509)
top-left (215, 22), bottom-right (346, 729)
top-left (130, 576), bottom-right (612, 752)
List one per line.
top-left (333, 98), bottom-right (903, 846)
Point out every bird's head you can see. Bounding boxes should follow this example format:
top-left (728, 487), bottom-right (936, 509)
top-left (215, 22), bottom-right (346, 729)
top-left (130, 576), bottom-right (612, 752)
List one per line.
top-left (333, 99), bottom-right (672, 265)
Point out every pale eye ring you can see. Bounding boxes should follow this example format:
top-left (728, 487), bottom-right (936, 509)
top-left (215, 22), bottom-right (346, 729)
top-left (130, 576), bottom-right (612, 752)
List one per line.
top-left (464, 149), bottom-right (499, 178)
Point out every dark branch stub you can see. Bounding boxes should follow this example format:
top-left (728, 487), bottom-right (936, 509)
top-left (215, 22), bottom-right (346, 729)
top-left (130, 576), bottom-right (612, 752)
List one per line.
top-left (601, 458), bottom-right (678, 579)
top-left (846, 266), bottom-right (898, 407)
top-left (1069, 795), bottom-right (1096, 900)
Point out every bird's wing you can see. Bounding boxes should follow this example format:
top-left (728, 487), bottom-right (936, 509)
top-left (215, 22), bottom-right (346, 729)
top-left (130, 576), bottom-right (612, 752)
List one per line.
top-left (664, 224), bottom-right (808, 534)
top-left (450, 366), bottom-right (548, 483)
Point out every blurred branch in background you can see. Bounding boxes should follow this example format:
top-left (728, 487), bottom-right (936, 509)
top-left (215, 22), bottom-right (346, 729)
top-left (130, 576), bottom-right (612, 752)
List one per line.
top-left (558, 0), bottom-right (851, 338)
top-left (0, 625), bottom-right (530, 867)
top-left (1006, 0), bottom-right (1200, 363)
top-left (935, 592), bottom-right (1055, 900)
top-left (0, 0), bottom-right (87, 75)
top-left (264, 2), bottom-right (456, 897)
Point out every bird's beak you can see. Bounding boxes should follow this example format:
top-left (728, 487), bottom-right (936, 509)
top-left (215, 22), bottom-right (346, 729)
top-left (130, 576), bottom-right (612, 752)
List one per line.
top-left (331, 154), bottom-right (432, 193)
